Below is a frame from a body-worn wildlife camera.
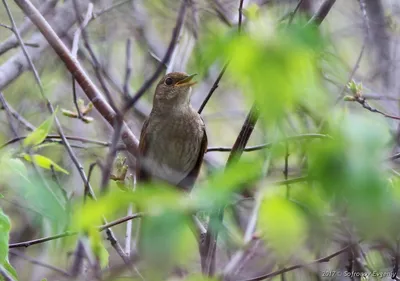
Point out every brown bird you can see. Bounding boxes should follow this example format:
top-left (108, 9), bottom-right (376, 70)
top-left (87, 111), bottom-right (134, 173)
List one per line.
top-left (136, 72), bottom-right (207, 191)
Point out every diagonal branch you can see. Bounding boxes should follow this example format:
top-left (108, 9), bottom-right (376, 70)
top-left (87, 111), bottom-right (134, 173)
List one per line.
top-left (12, 0), bottom-right (139, 157)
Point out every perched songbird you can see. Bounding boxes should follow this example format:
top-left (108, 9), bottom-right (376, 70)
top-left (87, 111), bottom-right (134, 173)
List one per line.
top-left (136, 72), bottom-right (207, 191)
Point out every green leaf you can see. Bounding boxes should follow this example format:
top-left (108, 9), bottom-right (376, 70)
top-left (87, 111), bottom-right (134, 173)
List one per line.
top-left (87, 228), bottom-right (109, 269)
top-left (2, 261), bottom-right (18, 281)
top-left (22, 153), bottom-right (69, 174)
top-left (23, 108), bottom-right (58, 148)
top-left (0, 210), bottom-right (19, 281)
top-left (0, 153), bottom-right (30, 185)
top-left (258, 195), bottom-right (307, 260)
top-left (140, 211), bottom-right (196, 271)
top-left (0, 210), bottom-right (10, 263)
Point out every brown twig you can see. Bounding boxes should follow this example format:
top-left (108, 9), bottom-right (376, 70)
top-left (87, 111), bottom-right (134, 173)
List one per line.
top-left (241, 243), bottom-right (353, 281)
top-left (306, 0), bottom-right (336, 27)
top-left (0, 134), bottom-right (110, 149)
top-left (0, 0), bottom-right (58, 56)
top-left (0, 92), bottom-right (22, 141)
top-left (10, 249), bottom-right (72, 277)
top-left (71, 2), bottom-right (94, 120)
top-left (353, 96), bottom-right (400, 121)
top-left (92, 0), bottom-right (133, 19)
top-left (12, 0), bottom-right (139, 157)
top-left (206, 133), bottom-right (329, 152)
top-left (202, 1), bottom-right (248, 275)
top-left (72, 0), bottom-right (117, 112)
top-left (198, 62), bottom-right (230, 114)
top-left (9, 213), bottom-right (142, 248)
top-left (288, 0), bottom-right (306, 25)
top-left (123, 38), bottom-right (133, 100)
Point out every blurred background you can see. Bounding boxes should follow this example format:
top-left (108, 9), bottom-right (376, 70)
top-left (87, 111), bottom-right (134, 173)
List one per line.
top-left (2, 0), bottom-right (400, 280)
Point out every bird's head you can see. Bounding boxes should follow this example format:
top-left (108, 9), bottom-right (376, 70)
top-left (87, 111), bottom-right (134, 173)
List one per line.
top-left (153, 72), bottom-right (197, 108)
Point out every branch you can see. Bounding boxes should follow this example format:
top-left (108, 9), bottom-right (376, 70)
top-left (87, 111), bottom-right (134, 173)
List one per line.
top-left (198, 62), bottom-right (229, 114)
top-left (241, 243), bottom-right (353, 281)
top-left (9, 213), bottom-right (142, 248)
top-left (0, 0), bottom-right (57, 56)
top-left (350, 95), bottom-right (400, 121)
top-left (9, 249), bottom-right (72, 277)
top-left (0, 134), bottom-right (110, 149)
top-left (206, 134), bottom-right (329, 152)
top-left (12, 0), bottom-right (139, 157)
top-left (307, 0), bottom-right (336, 27)
top-left (202, 2), bottom-right (249, 274)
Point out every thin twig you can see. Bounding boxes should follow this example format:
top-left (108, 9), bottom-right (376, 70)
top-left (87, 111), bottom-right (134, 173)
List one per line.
top-left (71, 2), bottom-right (94, 120)
top-left (202, 2), bottom-right (249, 274)
top-left (125, 204), bottom-right (134, 256)
top-left (123, 38), bottom-right (133, 100)
top-left (353, 96), bottom-right (400, 121)
top-left (9, 213), bottom-right (143, 248)
top-left (198, 62), bottom-right (230, 114)
top-left (238, 0), bottom-right (245, 33)
top-left (0, 92), bottom-right (21, 141)
top-left (306, 0), bottom-right (336, 27)
top-left (0, 22), bottom-right (12, 30)
top-left (0, 93), bottom-right (35, 131)
top-left (288, 0), bottom-right (305, 25)
top-left (222, 192), bottom-right (262, 278)
top-left (0, 134), bottom-right (110, 149)
top-left (72, 0), bottom-right (117, 112)
top-left (13, 0), bottom-right (139, 157)
top-left (242, 244), bottom-right (353, 281)
top-left (92, 0), bottom-right (132, 19)
top-left (0, 0), bottom-right (58, 56)
top-left (206, 134), bottom-right (329, 152)
top-left (10, 249), bottom-right (71, 277)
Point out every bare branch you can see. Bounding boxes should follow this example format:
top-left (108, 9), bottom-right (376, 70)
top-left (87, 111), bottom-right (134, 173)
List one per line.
top-left (9, 213), bottom-right (142, 248)
top-left (11, 0), bottom-right (139, 157)
top-left (206, 134), bottom-right (329, 152)
top-left (241, 244), bottom-right (354, 281)
top-left (307, 0), bottom-right (336, 27)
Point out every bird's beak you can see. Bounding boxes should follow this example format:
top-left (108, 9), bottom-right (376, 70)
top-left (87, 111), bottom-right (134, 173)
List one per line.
top-left (175, 73), bottom-right (197, 87)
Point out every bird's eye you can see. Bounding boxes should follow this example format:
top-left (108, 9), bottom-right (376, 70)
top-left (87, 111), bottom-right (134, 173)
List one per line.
top-left (165, 77), bottom-right (173, 85)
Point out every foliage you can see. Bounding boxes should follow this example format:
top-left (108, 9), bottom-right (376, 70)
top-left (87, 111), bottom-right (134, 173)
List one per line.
top-left (0, 0), bottom-right (400, 280)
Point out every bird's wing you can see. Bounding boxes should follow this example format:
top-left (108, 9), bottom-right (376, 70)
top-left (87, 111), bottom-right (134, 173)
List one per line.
top-left (136, 118), bottom-right (151, 182)
top-left (178, 119), bottom-right (208, 191)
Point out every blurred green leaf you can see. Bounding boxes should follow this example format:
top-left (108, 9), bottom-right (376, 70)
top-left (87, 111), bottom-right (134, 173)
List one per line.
top-left (23, 108), bottom-right (58, 148)
top-left (258, 195), bottom-right (307, 260)
top-left (74, 186), bottom-right (184, 233)
top-left (21, 153), bottom-right (69, 175)
top-left (0, 209), bottom-right (19, 281)
top-left (198, 20), bottom-right (326, 125)
top-left (193, 159), bottom-right (263, 210)
top-left (0, 152), bottom-right (67, 225)
top-left (0, 152), bottom-right (30, 184)
top-left (309, 113), bottom-right (392, 238)
top-left (139, 211), bottom-right (196, 270)
top-left (87, 228), bottom-right (109, 269)
top-left (0, 210), bottom-right (10, 264)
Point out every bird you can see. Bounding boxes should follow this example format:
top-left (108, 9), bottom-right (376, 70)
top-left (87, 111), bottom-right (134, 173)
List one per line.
top-left (134, 72), bottom-right (208, 277)
top-left (136, 71), bottom-right (208, 191)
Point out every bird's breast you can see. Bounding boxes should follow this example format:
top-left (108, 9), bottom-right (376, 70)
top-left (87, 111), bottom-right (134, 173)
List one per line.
top-left (144, 113), bottom-right (203, 185)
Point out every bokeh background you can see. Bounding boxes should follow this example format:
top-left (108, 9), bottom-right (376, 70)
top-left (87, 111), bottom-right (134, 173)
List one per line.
top-left (2, 0), bottom-right (400, 280)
